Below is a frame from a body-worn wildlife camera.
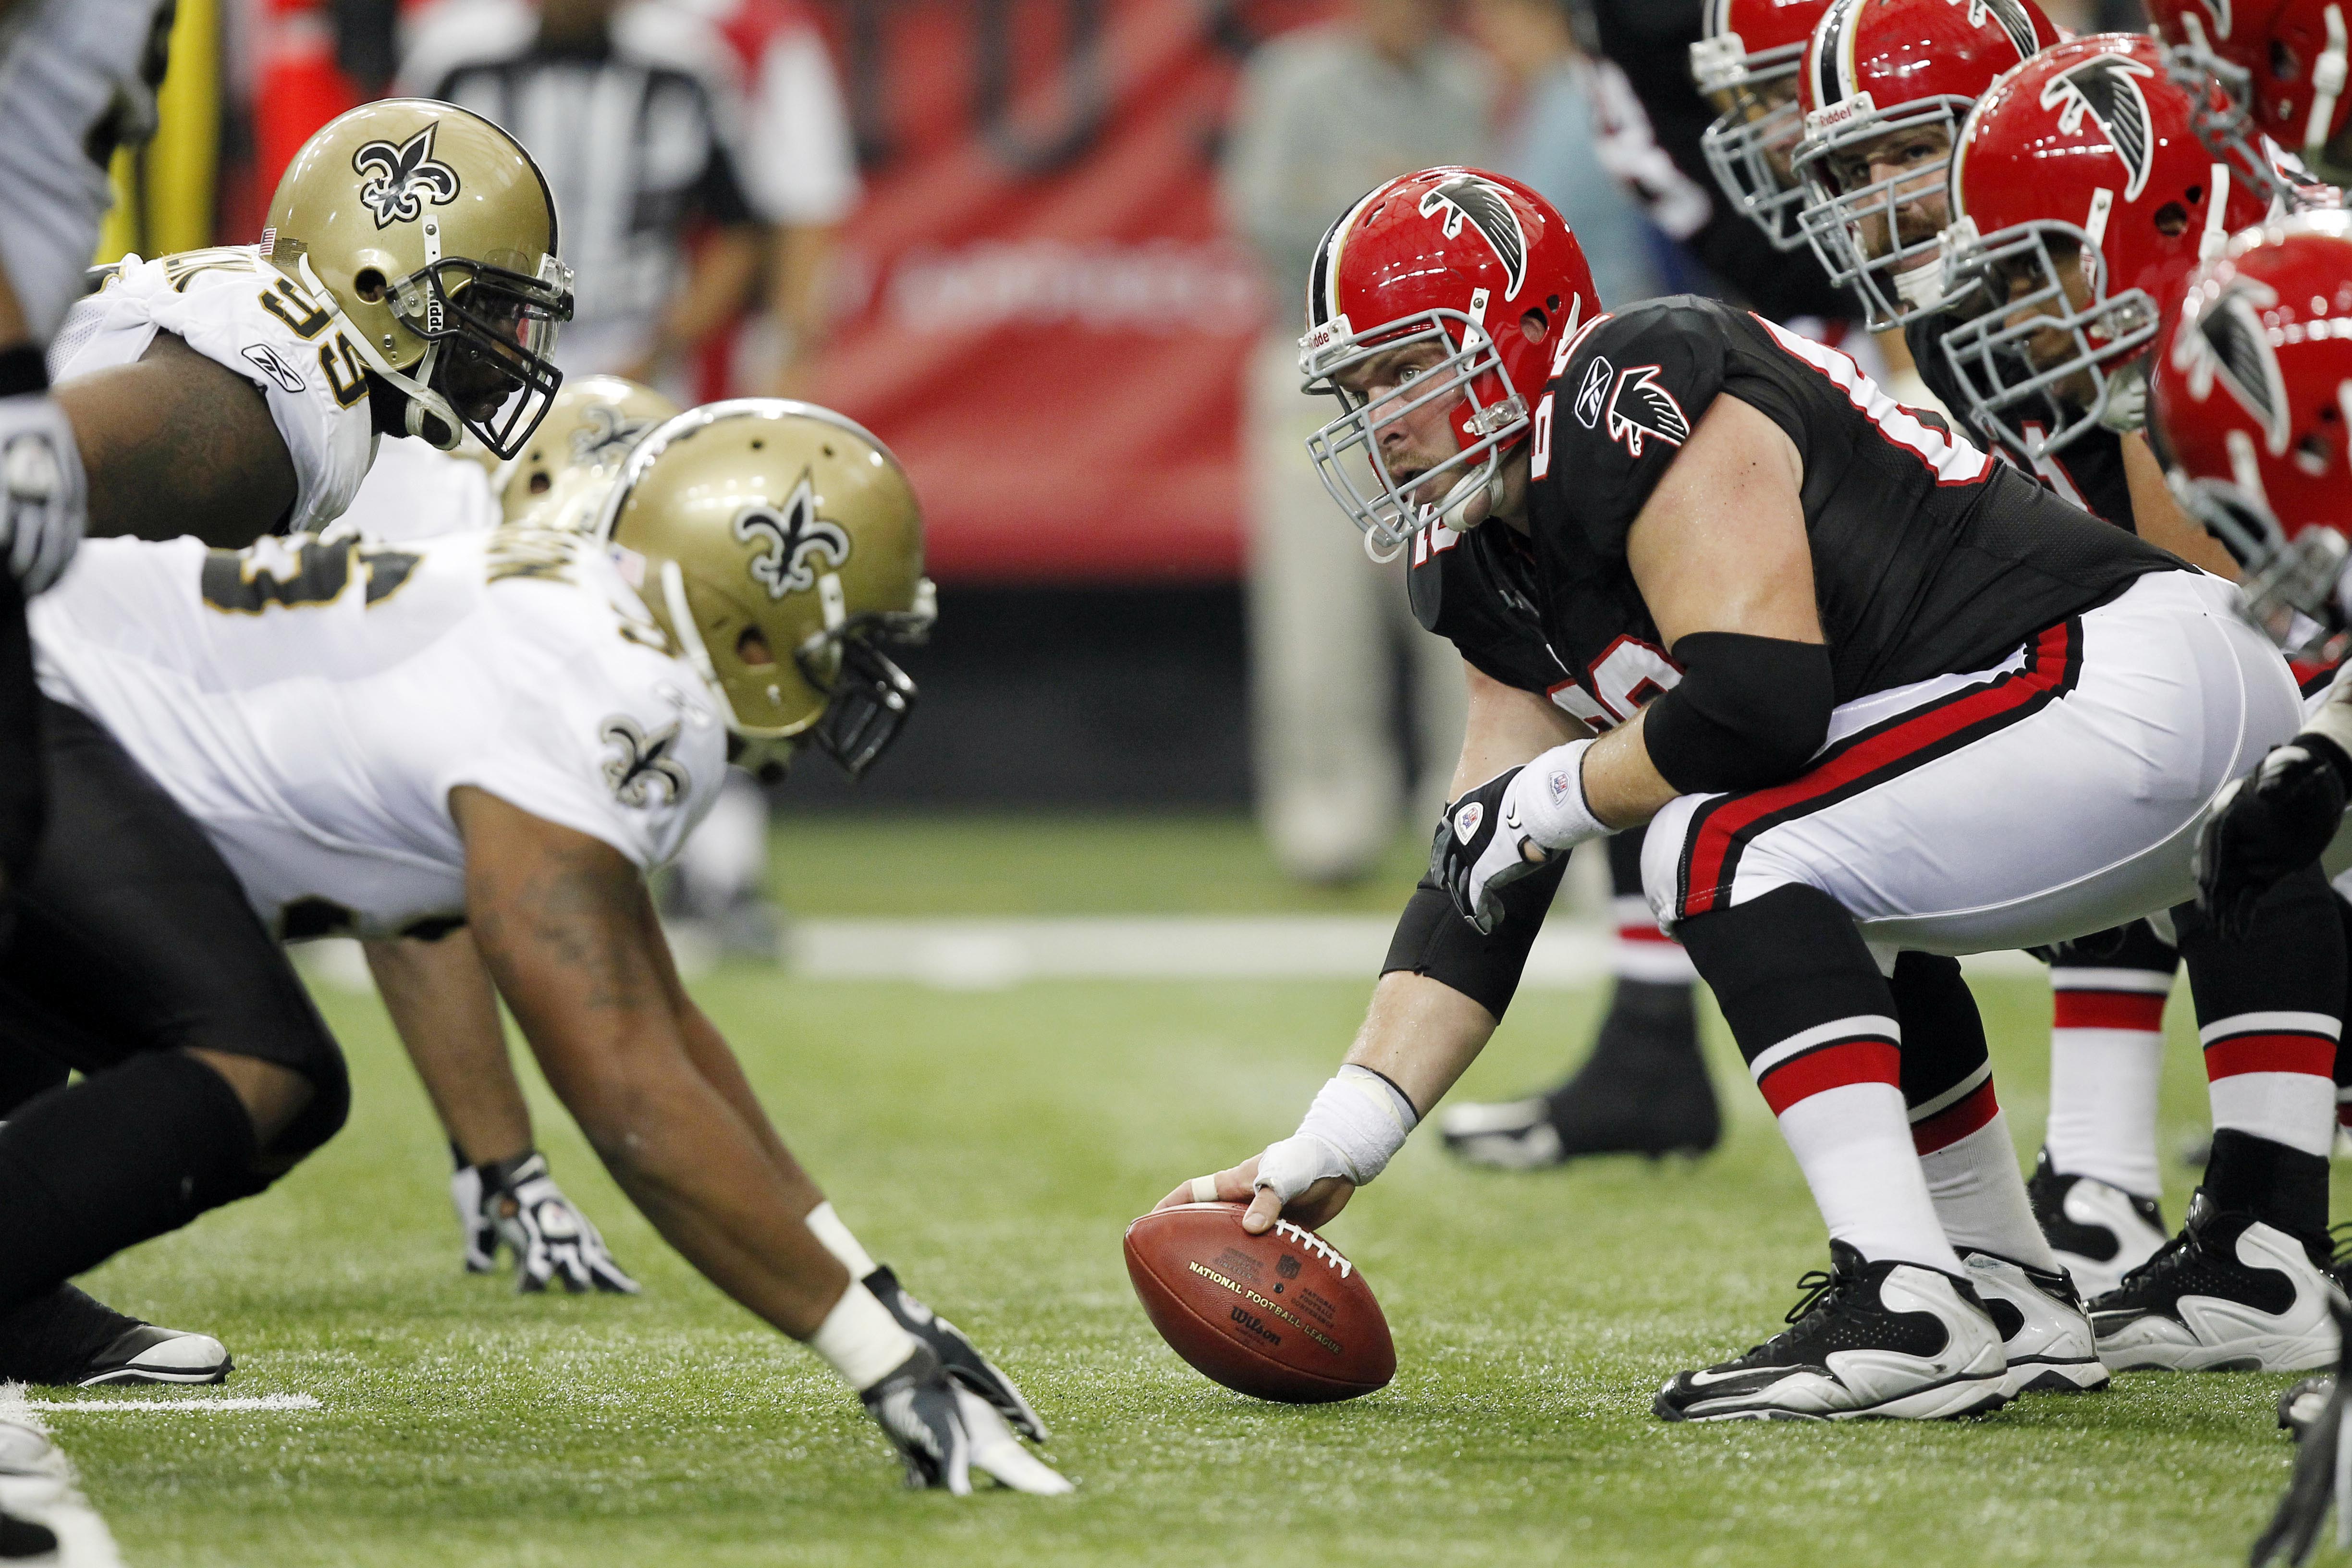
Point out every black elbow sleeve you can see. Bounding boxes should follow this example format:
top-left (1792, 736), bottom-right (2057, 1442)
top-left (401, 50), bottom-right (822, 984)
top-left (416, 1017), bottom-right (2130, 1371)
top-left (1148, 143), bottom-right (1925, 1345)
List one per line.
top-left (1380, 854), bottom-right (1570, 1020)
top-left (1642, 632), bottom-right (1834, 794)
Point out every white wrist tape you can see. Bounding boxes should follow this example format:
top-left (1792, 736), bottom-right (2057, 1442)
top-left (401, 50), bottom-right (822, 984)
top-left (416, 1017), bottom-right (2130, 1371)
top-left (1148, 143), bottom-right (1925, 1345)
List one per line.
top-left (803, 1200), bottom-right (880, 1279)
top-left (2304, 675), bottom-right (2352, 760)
top-left (1501, 738), bottom-right (1607, 852)
top-left (808, 1280), bottom-right (919, 1393)
top-left (1254, 1065), bottom-right (1419, 1201)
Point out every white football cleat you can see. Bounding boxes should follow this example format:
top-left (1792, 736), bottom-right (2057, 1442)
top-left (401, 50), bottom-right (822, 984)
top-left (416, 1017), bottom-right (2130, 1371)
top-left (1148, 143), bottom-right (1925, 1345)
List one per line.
top-left (2090, 1192), bottom-right (2340, 1372)
top-left (1961, 1250), bottom-right (2109, 1397)
top-left (75, 1323), bottom-right (233, 1387)
top-left (2026, 1151), bottom-right (2169, 1300)
top-left (1655, 1242), bottom-right (2008, 1421)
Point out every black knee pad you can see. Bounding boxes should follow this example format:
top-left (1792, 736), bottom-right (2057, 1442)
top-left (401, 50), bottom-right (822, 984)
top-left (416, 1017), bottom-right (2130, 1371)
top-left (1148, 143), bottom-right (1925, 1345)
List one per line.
top-left (2175, 860), bottom-right (2345, 1026)
top-left (1678, 884), bottom-right (1892, 1067)
top-left (1888, 952), bottom-right (1988, 1111)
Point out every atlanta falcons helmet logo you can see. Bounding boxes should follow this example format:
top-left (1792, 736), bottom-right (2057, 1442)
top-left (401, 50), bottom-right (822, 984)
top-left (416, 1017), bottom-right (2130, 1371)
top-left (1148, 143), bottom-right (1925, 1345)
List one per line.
top-left (2039, 52), bottom-right (2158, 201)
top-left (1605, 365), bottom-right (1691, 459)
top-left (2173, 277), bottom-right (2291, 453)
top-left (1962, 0), bottom-right (2044, 60)
top-left (733, 475), bottom-right (852, 600)
top-left (351, 125), bottom-right (462, 229)
top-left (1418, 175), bottom-right (1530, 301)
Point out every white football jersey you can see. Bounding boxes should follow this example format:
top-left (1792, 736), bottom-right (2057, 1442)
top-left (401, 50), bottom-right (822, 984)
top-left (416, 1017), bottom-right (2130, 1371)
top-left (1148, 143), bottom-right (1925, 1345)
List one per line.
top-left (48, 247), bottom-right (379, 535)
top-left (0, 0), bottom-right (175, 343)
top-left (30, 527), bottom-right (727, 940)
top-left (332, 435), bottom-right (500, 545)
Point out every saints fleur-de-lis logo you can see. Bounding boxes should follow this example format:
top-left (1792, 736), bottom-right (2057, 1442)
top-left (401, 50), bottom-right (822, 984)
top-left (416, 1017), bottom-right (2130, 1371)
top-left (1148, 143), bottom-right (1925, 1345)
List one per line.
top-left (733, 475), bottom-right (851, 600)
top-left (570, 405), bottom-right (659, 469)
top-left (352, 125), bottom-right (462, 230)
top-left (600, 715), bottom-right (690, 808)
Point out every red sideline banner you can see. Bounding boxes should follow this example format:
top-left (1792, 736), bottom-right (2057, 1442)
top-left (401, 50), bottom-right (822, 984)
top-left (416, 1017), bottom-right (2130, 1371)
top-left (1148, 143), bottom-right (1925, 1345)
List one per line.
top-left (804, 0), bottom-right (1337, 583)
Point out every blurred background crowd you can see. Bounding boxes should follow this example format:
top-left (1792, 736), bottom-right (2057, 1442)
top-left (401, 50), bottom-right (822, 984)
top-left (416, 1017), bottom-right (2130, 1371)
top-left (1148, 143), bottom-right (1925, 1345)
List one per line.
top-left (105, 0), bottom-right (2151, 929)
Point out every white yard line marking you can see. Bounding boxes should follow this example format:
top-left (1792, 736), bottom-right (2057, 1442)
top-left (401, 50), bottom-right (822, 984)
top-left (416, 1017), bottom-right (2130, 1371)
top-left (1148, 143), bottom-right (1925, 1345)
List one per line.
top-left (0, 1384), bottom-right (126, 1568)
top-left (22, 1394), bottom-right (320, 1414)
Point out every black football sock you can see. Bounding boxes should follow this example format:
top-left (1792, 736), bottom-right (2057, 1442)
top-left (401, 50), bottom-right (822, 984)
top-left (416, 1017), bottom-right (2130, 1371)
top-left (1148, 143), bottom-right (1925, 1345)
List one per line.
top-left (2204, 1128), bottom-right (2329, 1250)
top-left (0, 1044), bottom-right (67, 1119)
top-left (0, 1051), bottom-right (262, 1314)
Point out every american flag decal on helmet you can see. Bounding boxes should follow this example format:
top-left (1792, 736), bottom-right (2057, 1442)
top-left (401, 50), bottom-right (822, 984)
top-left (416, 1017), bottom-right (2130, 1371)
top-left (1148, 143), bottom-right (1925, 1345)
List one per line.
top-left (2039, 50), bottom-right (2158, 201)
top-left (1417, 175), bottom-right (1530, 301)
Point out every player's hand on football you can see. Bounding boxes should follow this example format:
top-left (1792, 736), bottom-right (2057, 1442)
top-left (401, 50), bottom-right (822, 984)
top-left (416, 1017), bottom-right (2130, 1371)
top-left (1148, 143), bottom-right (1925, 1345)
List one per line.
top-left (2251, 1293), bottom-right (2352, 1565)
top-left (862, 1264), bottom-right (1048, 1443)
top-left (1154, 1159), bottom-right (1354, 1237)
top-left (478, 1152), bottom-right (642, 1294)
top-left (2197, 737), bottom-right (2351, 941)
top-left (859, 1346), bottom-right (1073, 1496)
top-left (1431, 768), bottom-right (1554, 934)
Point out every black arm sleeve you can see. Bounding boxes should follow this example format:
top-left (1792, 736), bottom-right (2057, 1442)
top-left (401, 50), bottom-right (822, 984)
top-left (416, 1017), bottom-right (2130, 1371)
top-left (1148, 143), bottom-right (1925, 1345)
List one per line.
top-left (1381, 855), bottom-right (1572, 1021)
top-left (1642, 632), bottom-right (1834, 793)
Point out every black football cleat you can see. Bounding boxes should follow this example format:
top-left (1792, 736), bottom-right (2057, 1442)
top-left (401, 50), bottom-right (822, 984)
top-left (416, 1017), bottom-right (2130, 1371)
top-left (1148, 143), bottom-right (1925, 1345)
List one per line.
top-left (2026, 1148), bottom-right (2169, 1300)
top-left (2089, 1190), bottom-right (2339, 1372)
top-left (0, 1507), bottom-right (55, 1562)
top-left (1655, 1241), bottom-right (2008, 1421)
top-left (1439, 979), bottom-right (1719, 1169)
top-left (0, 1283), bottom-right (231, 1388)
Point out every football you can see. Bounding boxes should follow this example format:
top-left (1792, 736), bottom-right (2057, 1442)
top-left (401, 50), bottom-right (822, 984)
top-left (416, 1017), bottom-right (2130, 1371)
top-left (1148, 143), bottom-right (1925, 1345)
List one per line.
top-left (1123, 1201), bottom-right (1396, 1402)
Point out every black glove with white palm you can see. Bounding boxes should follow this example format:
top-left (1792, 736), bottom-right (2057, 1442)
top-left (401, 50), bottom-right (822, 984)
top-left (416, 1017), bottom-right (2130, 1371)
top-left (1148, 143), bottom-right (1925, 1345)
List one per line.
top-left (863, 1264), bottom-right (1047, 1442)
top-left (1432, 740), bottom-right (1607, 934)
top-left (860, 1345), bottom-right (1072, 1495)
top-left (2197, 734), bottom-right (2352, 942)
top-left (471, 1151), bottom-right (641, 1294)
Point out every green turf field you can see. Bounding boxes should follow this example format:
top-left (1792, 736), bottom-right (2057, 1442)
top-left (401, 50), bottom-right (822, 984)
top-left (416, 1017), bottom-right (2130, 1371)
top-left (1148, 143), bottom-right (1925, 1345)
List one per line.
top-left (27, 816), bottom-right (2337, 1567)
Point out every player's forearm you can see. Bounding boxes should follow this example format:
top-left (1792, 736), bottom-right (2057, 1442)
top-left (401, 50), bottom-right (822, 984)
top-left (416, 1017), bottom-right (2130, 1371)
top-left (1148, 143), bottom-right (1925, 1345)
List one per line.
top-left (1579, 707), bottom-right (1682, 830)
top-left (1342, 971), bottom-right (1501, 1115)
top-left (675, 996), bottom-right (828, 1216)
top-left (2121, 431), bottom-right (2240, 578)
top-left (363, 931), bottom-right (533, 1165)
top-left (56, 335), bottom-right (295, 545)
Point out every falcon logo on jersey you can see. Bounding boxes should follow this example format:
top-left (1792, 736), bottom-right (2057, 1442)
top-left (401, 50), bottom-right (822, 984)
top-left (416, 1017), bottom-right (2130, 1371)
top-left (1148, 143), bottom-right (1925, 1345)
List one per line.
top-left (2038, 52), bottom-right (2158, 201)
top-left (600, 716), bottom-right (690, 809)
top-left (352, 125), bottom-right (462, 229)
top-left (734, 476), bottom-right (851, 600)
top-left (1417, 175), bottom-right (1529, 300)
top-left (1961, 0), bottom-right (2043, 61)
top-left (569, 405), bottom-right (658, 468)
top-left (1574, 356), bottom-right (1614, 429)
top-left (1605, 365), bottom-right (1691, 458)
top-left (2172, 277), bottom-right (2292, 453)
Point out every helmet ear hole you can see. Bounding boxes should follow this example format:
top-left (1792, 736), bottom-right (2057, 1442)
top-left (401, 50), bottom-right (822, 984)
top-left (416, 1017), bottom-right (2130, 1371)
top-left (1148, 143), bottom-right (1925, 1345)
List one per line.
top-left (737, 626), bottom-right (775, 667)
top-left (1518, 308), bottom-right (1548, 343)
top-left (354, 268), bottom-right (388, 303)
top-left (2154, 202), bottom-right (2191, 237)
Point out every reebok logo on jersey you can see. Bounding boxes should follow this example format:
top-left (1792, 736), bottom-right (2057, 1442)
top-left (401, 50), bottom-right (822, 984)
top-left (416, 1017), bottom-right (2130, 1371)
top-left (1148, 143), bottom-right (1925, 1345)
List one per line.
top-left (241, 343), bottom-right (307, 394)
top-left (1574, 356), bottom-right (1613, 430)
top-left (352, 124), bottom-right (462, 229)
top-left (1605, 365), bottom-right (1691, 459)
top-left (734, 475), bottom-right (851, 600)
top-left (600, 715), bottom-right (690, 809)
top-left (1453, 801), bottom-right (1483, 843)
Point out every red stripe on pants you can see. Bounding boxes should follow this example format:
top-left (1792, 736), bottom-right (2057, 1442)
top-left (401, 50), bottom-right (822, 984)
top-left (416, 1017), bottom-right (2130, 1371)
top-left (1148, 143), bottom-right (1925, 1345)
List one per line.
top-left (1911, 1078), bottom-right (1999, 1154)
top-left (2204, 1034), bottom-right (2337, 1080)
top-left (1756, 1039), bottom-right (1902, 1116)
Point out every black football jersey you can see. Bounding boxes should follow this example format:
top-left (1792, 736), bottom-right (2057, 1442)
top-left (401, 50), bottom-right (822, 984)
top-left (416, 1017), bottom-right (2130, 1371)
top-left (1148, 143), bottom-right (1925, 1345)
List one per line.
top-left (1409, 298), bottom-right (2182, 729)
top-left (1905, 312), bottom-right (2139, 531)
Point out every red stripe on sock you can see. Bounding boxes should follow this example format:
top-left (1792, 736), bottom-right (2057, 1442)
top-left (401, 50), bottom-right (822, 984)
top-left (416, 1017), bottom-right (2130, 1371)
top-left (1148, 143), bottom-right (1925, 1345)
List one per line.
top-left (2052, 991), bottom-right (2167, 1032)
top-left (1910, 1078), bottom-right (1999, 1154)
top-left (1615, 924), bottom-right (1673, 943)
top-left (2204, 1033), bottom-right (2337, 1080)
top-left (1757, 1039), bottom-right (1901, 1116)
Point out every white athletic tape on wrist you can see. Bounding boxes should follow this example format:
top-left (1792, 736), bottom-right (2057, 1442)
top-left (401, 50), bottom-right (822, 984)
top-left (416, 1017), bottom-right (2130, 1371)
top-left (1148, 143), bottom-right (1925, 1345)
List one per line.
top-left (1503, 739), bottom-right (1606, 852)
top-left (804, 1200), bottom-right (881, 1279)
top-left (809, 1280), bottom-right (920, 1393)
top-left (1254, 1066), bottom-right (1418, 1200)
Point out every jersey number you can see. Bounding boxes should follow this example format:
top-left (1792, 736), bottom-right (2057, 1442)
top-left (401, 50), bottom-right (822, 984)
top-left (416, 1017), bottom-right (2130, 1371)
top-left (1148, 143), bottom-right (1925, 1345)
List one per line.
top-left (1546, 636), bottom-right (1680, 733)
top-left (201, 537), bottom-right (420, 615)
top-left (1529, 392), bottom-right (1555, 481)
top-left (319, 335), bottom-right (368, 408)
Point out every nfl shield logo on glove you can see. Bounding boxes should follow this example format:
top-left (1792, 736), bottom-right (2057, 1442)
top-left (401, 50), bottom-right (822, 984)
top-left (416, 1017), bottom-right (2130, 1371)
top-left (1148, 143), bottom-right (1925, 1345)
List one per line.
top-left (1453, 802), bottom-right (1483, 843)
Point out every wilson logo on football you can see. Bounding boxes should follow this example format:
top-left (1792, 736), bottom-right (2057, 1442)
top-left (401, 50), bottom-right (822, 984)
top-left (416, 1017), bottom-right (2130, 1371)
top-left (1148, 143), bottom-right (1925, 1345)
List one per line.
top-left (1574, 356), bottom-right (1614, 429)
top-left (2039, 52), bottom-right (2158, 201)
top-left (1605, 365), bottom-right (1691, 458)
top-left (1453, 801), bottom-right (1484, 843)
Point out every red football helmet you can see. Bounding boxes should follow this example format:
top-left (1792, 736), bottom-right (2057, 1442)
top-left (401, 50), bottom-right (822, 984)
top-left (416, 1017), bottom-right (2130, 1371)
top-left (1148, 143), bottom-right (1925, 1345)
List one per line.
top-left (1299, 167), bottom-right (1600, 557)
top-left (1789, 0), bottom-right (2058, 329)
top-left (1691, 0), bottom-right (1839, 251)
top-left (1937, 34), bottom-right (2273, 459)
top-left (2147, 0), bottom-right (2350, 194)
top-left (2150, 211), bottom-right (2352, 653)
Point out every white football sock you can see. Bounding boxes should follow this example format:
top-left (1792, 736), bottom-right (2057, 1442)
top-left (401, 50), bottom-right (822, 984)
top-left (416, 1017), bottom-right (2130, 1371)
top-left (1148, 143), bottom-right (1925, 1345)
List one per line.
top-left (1919, 1112), bottom-right (2055, 1271)
top-left (2202, 1010), bottom-right (2338, 1158)
top-left (2045, 1021), bottom-right (2165, 1198)
top-left (1777, 1081), bottom-right (1962, 1274)
top-left (1610, 894), bottom-right (1697, 985)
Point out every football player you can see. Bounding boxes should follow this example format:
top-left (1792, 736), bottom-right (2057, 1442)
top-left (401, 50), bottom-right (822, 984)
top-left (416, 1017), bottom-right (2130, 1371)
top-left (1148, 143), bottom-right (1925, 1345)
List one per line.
top-left (1923, 37), bottom-right (2350, 1370)
top-left (2149, 0), bottom-right (2352, 194)
top-left (1167, 164), bottom-right (2312, 1421)
top-left (0, 95), bottom-right (574, 1385)
top-left (1691, 0), bottom-right (1839, 253)
top-left (22, 397), bottom-right (1061, 1493)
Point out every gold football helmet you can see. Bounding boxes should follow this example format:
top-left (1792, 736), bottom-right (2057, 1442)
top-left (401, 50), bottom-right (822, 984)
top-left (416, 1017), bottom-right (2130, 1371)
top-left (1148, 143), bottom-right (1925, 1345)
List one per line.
top-left (597, 400), bottom-right (935, 778)
top-left (264, 98), bottom-right (574, 459)
top-left (496, 375), bottom-right (681, 523)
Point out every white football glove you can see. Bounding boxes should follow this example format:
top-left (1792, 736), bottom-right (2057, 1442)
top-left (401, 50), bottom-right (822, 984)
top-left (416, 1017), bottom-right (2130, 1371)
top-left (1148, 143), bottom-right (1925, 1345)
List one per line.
top-left (862, 1264), bottom-right (1047, 1442)
top-left (449, 1156), bottom-right (500, 1274)
top-left (477, 1152), bottom-right (641, 1295)
top-left (1431, 743), bottom-right (1603, 934)
top-left (860, 1347), bottom-right (1072, 1496)
top-left (0, 395), bottom-right (84, 597)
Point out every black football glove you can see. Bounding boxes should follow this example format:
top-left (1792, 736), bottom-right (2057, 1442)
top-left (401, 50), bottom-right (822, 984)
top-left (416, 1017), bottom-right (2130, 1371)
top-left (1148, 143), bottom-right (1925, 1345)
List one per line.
top-left (2253, 1293), bottom-right (2352, 1565)
top-left (477, 1152), bottom-right (641, 1295)
top-left (863, 1264), bottom-right (1047, 1442)
top-left (1431, 769), bottom-right (1551, 935)
top-left (2197, 737), bottom-right (2352, 942)
top-left (858, 1346), bottom-right (1072, 1495)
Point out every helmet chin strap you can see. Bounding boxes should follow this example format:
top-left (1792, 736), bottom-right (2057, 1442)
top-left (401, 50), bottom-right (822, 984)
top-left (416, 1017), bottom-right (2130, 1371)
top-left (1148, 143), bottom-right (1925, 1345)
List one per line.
top-left (1436, 455), bottom-right (1506, 536)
